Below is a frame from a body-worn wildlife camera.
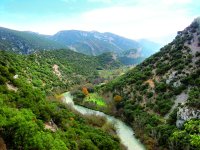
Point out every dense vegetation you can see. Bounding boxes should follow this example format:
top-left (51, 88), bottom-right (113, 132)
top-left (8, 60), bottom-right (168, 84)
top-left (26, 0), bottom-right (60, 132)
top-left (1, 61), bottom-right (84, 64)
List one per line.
top-left (0, 16), bottom-right (199, 150)
top-left (0, 52), bottom-right (123, 149)
top-left (0, 49), bottom-right (121, 95)
top-left (100, 18), bottom-right (200, 149)
top-left (72, 88), bottom-right (110, 114)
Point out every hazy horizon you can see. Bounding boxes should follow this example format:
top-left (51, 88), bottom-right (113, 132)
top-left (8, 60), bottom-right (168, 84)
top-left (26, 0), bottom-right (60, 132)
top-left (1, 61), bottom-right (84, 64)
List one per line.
top-left (0, 0), bottom-right (200, 44)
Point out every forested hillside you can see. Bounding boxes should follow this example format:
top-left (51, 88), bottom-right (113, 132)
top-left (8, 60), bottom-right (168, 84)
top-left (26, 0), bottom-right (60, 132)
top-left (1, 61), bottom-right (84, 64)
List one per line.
top-left (101, 18), bottom-right (200, 149)
top-left (1, 0), bottom-right (200, 149)
top-left (0, 47), bottom-right (123, 149)
top-left (0, 49), bottom-right (121, 95)
top-left (0, 59), bottom-right (122, 149)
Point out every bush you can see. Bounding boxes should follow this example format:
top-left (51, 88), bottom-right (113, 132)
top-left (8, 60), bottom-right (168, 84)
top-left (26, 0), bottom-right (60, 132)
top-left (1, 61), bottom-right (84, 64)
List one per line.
top-left (187, 87), bottom-right (200, 108)
top-left (155, 82), bottom-right (167, 93)
top-left (0, 76), bottom-right (6, 85)
top-left (79, 140), bottom-right (98, 150)
top-left (114, 95), bottom-right (122, 103)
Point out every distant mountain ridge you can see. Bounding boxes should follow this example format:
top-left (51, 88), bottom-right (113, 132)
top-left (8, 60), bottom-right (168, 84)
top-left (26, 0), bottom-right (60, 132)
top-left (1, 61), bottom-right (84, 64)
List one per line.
top-left (0, 27), bottom-right (66, 54)
top-left (48, 30), bottom-right (140, 55)
top-left (49, 30), bottom-right (161, 56)
top-left (138, 39), bottom-right (162, 57)
top-left (0, 26), bottom-right (161, 64)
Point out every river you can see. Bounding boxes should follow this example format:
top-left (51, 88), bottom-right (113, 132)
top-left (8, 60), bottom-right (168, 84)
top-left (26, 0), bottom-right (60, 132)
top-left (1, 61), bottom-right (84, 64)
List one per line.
top-left (62, 92), bottom-right (145, 150)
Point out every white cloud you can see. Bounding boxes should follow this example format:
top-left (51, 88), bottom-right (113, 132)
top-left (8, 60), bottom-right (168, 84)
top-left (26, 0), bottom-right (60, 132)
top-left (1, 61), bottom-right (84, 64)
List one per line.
top-left (75, 3), bottom-right (193, 43)
top-left (3, 0), bottom-right (196, 44)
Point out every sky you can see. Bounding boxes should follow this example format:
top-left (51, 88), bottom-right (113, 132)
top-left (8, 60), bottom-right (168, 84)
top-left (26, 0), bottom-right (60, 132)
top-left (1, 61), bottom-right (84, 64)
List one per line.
top-left (0, 0), bottom-right (199, 44)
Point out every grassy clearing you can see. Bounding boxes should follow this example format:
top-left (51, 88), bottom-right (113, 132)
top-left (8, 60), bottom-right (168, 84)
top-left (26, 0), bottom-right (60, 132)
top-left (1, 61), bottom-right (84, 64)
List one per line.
top-left (98, 66), bottom-right (133, 80)
top-left (84, 93), bottom-right (106, 106)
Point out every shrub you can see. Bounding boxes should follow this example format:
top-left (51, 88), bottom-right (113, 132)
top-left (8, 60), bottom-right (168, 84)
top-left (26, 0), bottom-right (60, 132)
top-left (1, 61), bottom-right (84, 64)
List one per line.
top-left (82, 87), bottom-right (89, 96)
top-left (114, 95), bottom-right (122, 103)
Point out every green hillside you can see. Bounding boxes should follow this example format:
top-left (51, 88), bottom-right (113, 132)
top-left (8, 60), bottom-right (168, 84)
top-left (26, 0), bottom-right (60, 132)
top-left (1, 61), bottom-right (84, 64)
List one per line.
top-left (100, 18), bottom-right (200, 149)
top-left (0, 27), bottom-right (65, 54)
top-left (0, 57), bottom-right (122, 149)
top-left (0, 49), bottom-right (121, 95)
top-left (0, 47), bottom-right (123, 149)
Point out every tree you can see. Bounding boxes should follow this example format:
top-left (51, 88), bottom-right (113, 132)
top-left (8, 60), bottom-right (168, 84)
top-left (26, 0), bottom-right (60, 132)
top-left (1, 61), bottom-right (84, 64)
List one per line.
top-left (82, 87), bottom-right (89, 96)
top-left (170, 120), bottom-right (200, 149)
top-left (114, 95), bottom-right (122, 103)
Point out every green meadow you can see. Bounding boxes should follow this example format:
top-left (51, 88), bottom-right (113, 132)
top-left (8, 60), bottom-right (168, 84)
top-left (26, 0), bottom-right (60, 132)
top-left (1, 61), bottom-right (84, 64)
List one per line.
top-left (84, 93), bottom-right (106, 107)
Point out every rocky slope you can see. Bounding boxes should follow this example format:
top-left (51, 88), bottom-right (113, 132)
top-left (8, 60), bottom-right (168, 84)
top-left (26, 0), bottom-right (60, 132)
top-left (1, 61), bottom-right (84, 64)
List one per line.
top-left (49, 30), bottom-right (141, 55)
top-left (101, 18), bottom-right (200, 149)
top-left (50, 30), bottom-right (161, 57)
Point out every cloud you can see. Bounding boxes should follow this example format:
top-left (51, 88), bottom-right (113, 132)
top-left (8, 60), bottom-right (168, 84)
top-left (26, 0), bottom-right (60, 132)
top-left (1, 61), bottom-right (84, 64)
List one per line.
top-left (26, 0), bottom-right (196, 44)
top-left (77, 3), bottom-right (193, 43)
top-left (1, 0), bottom-right (198, 44)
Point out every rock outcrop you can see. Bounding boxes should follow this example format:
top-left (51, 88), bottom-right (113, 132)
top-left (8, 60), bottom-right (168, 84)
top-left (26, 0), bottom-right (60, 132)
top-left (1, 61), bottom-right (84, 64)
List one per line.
top-left (176, 106), bottom-right (200, 128)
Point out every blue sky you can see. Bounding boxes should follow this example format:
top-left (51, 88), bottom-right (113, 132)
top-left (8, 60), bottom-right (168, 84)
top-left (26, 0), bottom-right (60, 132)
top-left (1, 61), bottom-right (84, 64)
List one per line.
top-left (0, 0), bottom-right (199, 44)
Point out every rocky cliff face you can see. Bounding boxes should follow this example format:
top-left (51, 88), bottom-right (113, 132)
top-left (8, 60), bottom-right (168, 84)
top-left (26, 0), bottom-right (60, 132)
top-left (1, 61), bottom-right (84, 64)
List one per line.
top-left (176, 106), bottom-right (200, 128)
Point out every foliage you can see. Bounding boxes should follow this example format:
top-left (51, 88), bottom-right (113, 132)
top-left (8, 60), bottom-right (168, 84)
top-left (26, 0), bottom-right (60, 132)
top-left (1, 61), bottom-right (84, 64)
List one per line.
top-left (100, 18), bottom-right (200, 149)
top-left (170, 120), bottom-right (200, 149)
top-left (0, 49), bottom-right (120, 94)
top-left (84, 93), bottom-right (106, 106)
top-left (0, 57), bottom-right (122, 149)
top-left (82, 87), bottom-right (89, 96)
top-left (114, 95), bottom-right (122, 103)
top-left (187, 87), bottom-right (200, 108)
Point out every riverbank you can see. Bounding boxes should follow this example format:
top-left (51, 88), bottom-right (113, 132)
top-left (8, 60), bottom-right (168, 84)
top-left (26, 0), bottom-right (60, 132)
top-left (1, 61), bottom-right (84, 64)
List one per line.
top-left (62, 92), bottom-right (145, 150)
top-left (71, 90), bottom-right (117, 115)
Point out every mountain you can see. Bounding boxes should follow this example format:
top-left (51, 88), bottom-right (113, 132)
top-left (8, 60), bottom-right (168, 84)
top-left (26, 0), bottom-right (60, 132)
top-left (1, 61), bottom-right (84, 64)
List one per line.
top-left (118, 49), bottom-right (145, 65)
top-left (49, 30), bottom-right (162, 65)
top-left (49, 30), bottom-right (140, 55)
top-left (0, 27), bottom-right (66, 54)
top-left (138, 39), bottom-right (162, 57)
top-left (101, 18), bottom-right (200, 149)
top-left (49, 30), bottom-right (161, 59)
top-left (117, 40), bottom-right (161, 65)
top-left (0, 26), bottom-right (161, 65)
